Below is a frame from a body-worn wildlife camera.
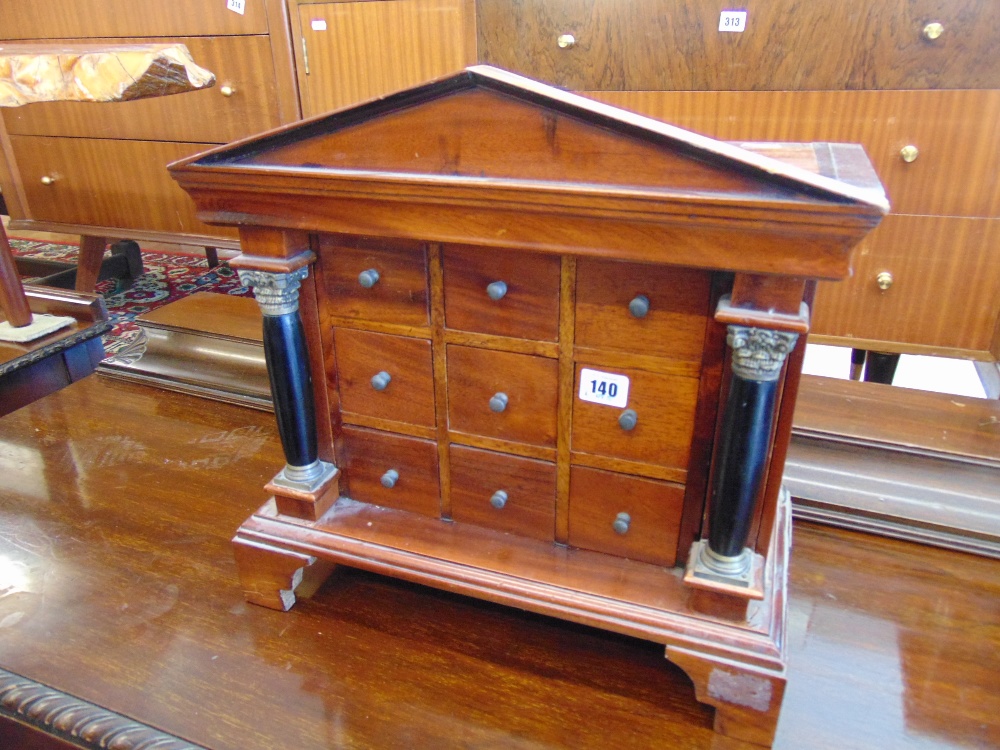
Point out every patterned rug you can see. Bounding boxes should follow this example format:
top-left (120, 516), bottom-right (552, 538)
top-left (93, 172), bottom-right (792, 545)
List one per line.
top-left (8, 238), bottom-right (253, 361)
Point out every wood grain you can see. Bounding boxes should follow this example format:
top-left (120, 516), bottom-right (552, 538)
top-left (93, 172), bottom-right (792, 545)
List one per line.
top-left (294, 0), bottom-right (474, 116)
top-left (333, 327), bottom-right (436, 428)
top-left (478, 0), bottom-right (1000, 91)
top-left (449, 445), bottom-right (557, 541)
top-left (442, 244), bottom-right (561, 341)
top-left (590, 88), bottom-right (1000, 220)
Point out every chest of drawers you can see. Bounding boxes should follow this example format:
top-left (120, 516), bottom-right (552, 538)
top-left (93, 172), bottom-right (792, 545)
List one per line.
top-left (170, 67), bottom-right (885, 746)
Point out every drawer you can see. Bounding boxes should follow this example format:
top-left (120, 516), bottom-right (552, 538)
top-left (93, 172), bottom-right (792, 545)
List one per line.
top-left (571, 364), bottom-right (699, 470)
top-left (334, 328), bottom-right (435, 428)
top-left (339, 426), bottom-right (440, 517)
top-left (575, 258), bottom-right (711, 362)
top-left (567, 466), bottom-right (684, 566)
top-left (443, 245), bottom-right (561, 341)
top-left (446, 345), bottom-right (559, 448)
top-left (318, 235), bottom-right (429, 327)
top-left (0, 1), bottom-right (269, 38)
top-left (10, 135), bottom-right (237, 239)
top-left (812, 215), bottom-right (1000, 354)
top-left (592, 89), bottom-right (1000, 219)
top-left (478, 0), bottom-right (1000, 91)
top-left (449, 445), bottom-right (556, 541)
top-left (3, 36), bottom-right (282, 144)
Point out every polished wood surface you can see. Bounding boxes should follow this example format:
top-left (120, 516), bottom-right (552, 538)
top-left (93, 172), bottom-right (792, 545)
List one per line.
top-left (292, 0), bottom-right (475, 117)
top-left (10, 136), bottom-right (239, 239)
top-left (478, 0), bottom-right (1000, 92)
top-left (3, 37), bottom-right (281, 144)
top-left (0, 376), bottom-right (997, 749)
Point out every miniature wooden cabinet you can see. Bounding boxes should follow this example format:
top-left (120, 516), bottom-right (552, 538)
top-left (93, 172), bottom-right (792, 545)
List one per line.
top-left (170, 67), bottom-right (886, 746)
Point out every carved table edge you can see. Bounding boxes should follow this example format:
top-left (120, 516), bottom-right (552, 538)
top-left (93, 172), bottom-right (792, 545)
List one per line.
top-left (0, 666), bottom-right (207, 750)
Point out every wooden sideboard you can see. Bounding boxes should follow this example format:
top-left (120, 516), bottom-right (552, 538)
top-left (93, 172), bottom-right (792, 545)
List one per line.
top-left (169, 67), bottom-right (886, 745)
top-left (0, 0), bottom-right (299, 250)
top-left (478, 0), bottom-right (1000, 364)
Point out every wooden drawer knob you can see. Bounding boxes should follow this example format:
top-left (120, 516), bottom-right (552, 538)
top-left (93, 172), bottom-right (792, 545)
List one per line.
top-left (490, 490), bottom-right (508, 509)
top-left (370, 370), bottom-right (391, 391)
top-left (220, 85), bottom-right (236, 97)
top-left (899, 145), bottom-right (919, 163)
top-left (557, 34), bottom-right (576, 49)
top-left (380, 469), bottom-right (400, 488)
top-left (358, 268), bottom-right (380, 288)
top-left (489, 392), bottom-right (509, 413)
top-left (612, 512), bottom-right (631, 535)
top-left (876, 271), bottom-right (894, 291)
top-left (628, 294), bottom-right (650, 318)
top-left (923, 22), bottom-right (944, 40)
top-left (486, 280), bottom-right (508, 301)
top-left (618, 408), bottom-right (638, 431)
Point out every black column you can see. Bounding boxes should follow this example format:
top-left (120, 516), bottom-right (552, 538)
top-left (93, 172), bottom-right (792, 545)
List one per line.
top-left (262, 312), bottom-right (317, 468)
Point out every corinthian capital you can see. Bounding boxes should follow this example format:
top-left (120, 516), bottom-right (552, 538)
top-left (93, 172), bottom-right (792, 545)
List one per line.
top-left (727, 326), bottom-right (799, 382)
top-left (238, 267), bottom-right (309, 316)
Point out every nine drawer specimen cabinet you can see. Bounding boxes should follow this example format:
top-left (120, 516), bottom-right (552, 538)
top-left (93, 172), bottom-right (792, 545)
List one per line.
top-left (169, 67), bottom-right (886, 746)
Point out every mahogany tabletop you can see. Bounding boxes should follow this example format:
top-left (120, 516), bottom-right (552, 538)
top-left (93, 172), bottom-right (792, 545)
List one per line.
top-left (0, 376), bottom-right (996, 749)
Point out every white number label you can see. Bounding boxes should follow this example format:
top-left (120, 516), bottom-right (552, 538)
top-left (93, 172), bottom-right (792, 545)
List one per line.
top-left (579, 368), bottom-right (630, 408)
top-left (311, 18), bottom-right (328, 31)
top-left (227, 0), bottom-right (246, 15)
top-left (719, 10), bottom-right (747, 32)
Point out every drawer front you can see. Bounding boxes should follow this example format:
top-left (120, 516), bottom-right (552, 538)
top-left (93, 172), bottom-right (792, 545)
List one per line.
top-left (571, 364), bottom-right (699, 470)
top-left (592, 89), bottom-right (1000, 220)
top-left (575, 258), bottom-right (711, 362)
top-left (446, 345), bottom-right (559, 448)
top-left (0, 1), bottom-right (269, 39)
top-left (339, 426), bottom-right (440, 517)
top-left (812, 215), bottom-right (1000, 354)
top-left (449, 445), bottom-right (556, 541)
top-left (568, 466), bottom-right (684, 566)
top-left (2, 36), bottom-right (282, 144)
top-left (11, 135), bottom-right (237, 239)
top-left (443, 245), bottom-right (561, 341)
top-left (334, 328), bottom-right (436, 428)
top-left (318, 235), bottom-right (429, 326)
top-left (478, 0), bottom-right (1000, 91)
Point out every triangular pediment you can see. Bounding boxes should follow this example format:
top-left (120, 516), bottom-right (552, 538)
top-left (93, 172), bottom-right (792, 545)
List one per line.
top-left (183, 67), bottom-right (886, 211)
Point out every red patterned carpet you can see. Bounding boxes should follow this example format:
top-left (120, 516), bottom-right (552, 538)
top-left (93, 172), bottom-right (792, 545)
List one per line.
top-left (9, 238), bottom-right (252, 359)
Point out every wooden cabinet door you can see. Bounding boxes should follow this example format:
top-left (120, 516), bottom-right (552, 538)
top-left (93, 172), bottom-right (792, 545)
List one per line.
top-left (294, 0), bottom-right (475, 117)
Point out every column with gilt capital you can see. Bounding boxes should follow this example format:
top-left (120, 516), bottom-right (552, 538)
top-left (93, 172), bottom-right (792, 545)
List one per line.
top-left (688, 322), bottom-right (798, 595)
top-left (239, 267), bottom-right (339, 518)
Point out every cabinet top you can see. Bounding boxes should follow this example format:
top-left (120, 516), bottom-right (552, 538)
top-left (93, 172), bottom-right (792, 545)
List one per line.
top-left (170, 66), bottom-right (887, 280)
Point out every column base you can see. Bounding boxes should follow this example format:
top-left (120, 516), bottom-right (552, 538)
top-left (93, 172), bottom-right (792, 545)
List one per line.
top-left (683, 540), bottom-right (765, 600)
top-left (266, 460), bottom-right (340, 520)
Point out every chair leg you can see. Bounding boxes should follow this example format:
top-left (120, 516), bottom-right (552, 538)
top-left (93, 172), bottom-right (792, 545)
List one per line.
top-left (75, 235), bottom-right (108, 292)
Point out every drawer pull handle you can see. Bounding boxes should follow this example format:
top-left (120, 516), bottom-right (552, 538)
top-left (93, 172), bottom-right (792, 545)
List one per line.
top-left (489, 392), bottom-right (509, 413)
top-left (358, 268), bottom-right (380, 288)
top-left (923, 22), bottom-right (944, 40)
top-left (40, 175), bottom-right (56, 186)
top-left (628, 294), bottom-right (650, 318)
top-left (220, 85), bottom-right (236, 97)
top-left (371, 370), bottom-right (392, 391)
top-left (490, 490), bottom-right (508, 509)
top-left (557, 34), bottom-right (576, 49)
top-left (613, 512), bottom-right (631, 535)
top-left (618, 409), bottom-right (638, 431)
top-left (899, 145), bottom-right (919, 163)
top-left (380, 469), bottom-right (400, 488)
top-left (876, 271), bottom-right (894, 291)
top-left (486, 280), bottom-right (508, 301)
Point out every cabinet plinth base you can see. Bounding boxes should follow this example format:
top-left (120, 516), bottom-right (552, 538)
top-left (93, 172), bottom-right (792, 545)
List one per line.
top-left (232, 494), bottom-right (790, 745)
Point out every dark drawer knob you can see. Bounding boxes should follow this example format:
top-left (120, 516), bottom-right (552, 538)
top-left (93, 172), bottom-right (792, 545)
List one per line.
top-left (628, 294), bottom-right (650, 318)
top-left (380, 469), bottom-right (399, 489)
top-left (358, 268), bottom-right (380, 288)
top-left (486, 280), bottom-right (508, 301)
top-left (618, 409), bottom-right (638, 431)
top-left (371, 370), bottom-right (392, 391)
top-left (489, 392), bottom-right (509, 413)
top-left (490, 490), bottom-right (508, 509)
top-left (613, 512), bottom-right (631, 535)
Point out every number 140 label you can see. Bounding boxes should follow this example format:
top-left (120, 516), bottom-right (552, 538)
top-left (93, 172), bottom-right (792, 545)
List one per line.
top-left (579, 368), bottom-right (630, 408)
